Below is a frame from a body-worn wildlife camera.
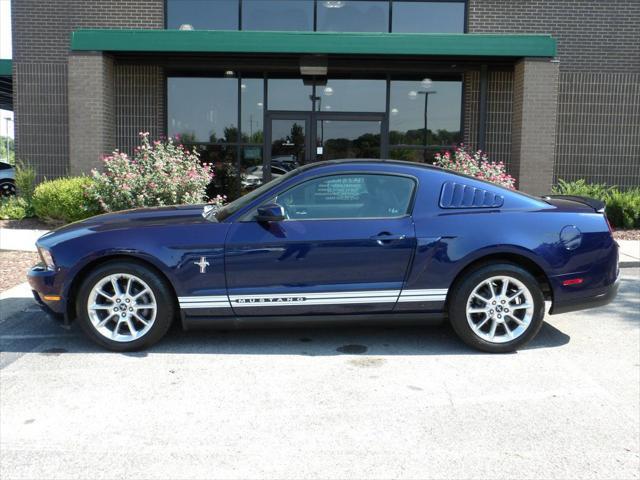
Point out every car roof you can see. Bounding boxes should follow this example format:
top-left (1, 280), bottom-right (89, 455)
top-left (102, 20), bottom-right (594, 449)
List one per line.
top-left (296, 158), bottom-right (441, 173)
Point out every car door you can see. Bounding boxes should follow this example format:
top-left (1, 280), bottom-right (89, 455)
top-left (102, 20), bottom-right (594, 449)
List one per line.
top-left (224, 172), bottom-right (417, 316)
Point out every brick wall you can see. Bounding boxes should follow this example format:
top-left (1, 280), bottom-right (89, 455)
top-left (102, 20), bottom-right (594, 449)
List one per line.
top-left (468, 0), bottom-right (640, 189)
top-left (12, 0), bottom-right (164, 178)
top-left (467, 0), bottom-right (640, 73)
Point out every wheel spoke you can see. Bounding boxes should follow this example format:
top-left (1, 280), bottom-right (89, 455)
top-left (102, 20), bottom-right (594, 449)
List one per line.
top-left (90, 304), bottom-right (113, 311)
top-left (112, 319), bottom-right (123, 338)
top-left (96, 289), bottom-right (114, 301)
top-left (500, 278), bottom-right (509, 297)
top-left (96, 313), bottom-right (116, 328)
top-left (476, 315), bottom-right (491, 329)
top-left (487, 281), bottom-right (496, 298)
top-left (133, 288), bottom-right (150, 300)
top-left (508, 289), bottom-right (523, 301)
top-left (489, 319), bottom-right (498, 339)
top-left (468, 307), bottom-right (488, 314)
top-left (132, 312), bottom-right (149, 326)
top-left (124, 317), bottom-right (137, 336)
top-left (510, 303), bottom-right (532, 310)
top-left (507, 313), bottom-right (525, 326)
top-left (125, 277), bottom-right (133, 295)
top-left (110, 277), bottom-right (122, 296)
top-left (503, 322), bottom-right (514, 339)
top-left (473, 292), bottom-right (491, 303)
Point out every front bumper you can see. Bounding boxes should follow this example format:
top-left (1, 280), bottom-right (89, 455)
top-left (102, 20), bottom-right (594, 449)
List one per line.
top-left (27, 265), bottom-right (66, 318)
top-left (551, 272), bottom-right (620, 315)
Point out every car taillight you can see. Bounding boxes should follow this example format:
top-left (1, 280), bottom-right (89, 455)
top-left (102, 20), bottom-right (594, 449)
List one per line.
top-left (605, 214), bottom-right (614, 233)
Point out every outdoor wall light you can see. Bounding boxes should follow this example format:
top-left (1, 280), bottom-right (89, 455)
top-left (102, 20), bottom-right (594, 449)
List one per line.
top-left (421, 78), bottom-right (433, 89)
top-left (224, 70), bottom-right (235, 77)
top-left (300, 56), bottom-right (328, 76)
top-left (179, 24), bottom-right (194, 30)
top-left (323, 1), bottom-right (345, 8)
top-left (323, 86), bottom-right (334, 96)
top-left (408, 90), bottom-right (418, 100)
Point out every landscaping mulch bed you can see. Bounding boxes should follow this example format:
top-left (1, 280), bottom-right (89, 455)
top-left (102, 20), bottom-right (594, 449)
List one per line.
top-left (0, 218), bottom-right (57, 230)
top-left (613, 230), bottom-right (640, 241)
top-left (0, 250), bottom-right (40, 292)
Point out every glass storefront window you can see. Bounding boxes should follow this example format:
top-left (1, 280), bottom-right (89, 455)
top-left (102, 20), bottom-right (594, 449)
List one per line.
top-left (316, 80), bottom-right (386, 112)
top-left (317, 0), bottom-right (389, 32)
top-left (317, 120), bottom-right (382, 160)
top-left (168, 77), bottom-right (238, 143)
top-left (242, 0), bottom-right (314, 31)
top-left (166, 0), bottom-right (239, 30)
top-left (267, 79), bottom-right (313, 111)
top-left (241, 78), bottom-right (264, 144)
top-left (389, 79), bottom-right (462, 148)
top-left (392, 1), bottom-right (465, 33)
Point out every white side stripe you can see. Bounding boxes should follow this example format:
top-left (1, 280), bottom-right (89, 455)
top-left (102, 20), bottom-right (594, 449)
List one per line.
top-left (178, 289), bottom-right (448, 309)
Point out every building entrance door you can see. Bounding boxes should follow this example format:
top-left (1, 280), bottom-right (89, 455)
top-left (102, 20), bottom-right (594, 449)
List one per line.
top-left (265, 111), bottom-right (385, 181)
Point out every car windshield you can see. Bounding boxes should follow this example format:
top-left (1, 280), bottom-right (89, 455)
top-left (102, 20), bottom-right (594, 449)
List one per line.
top-left (215, 168), bottom-right (301, 222)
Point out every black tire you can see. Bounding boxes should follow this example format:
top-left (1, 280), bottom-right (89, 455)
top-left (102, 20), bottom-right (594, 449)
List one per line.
top-left (0, 180), bottom-right (16, 197)
top-left (448, 263), bottom-right (545, 353)
top-left (75, 260), bottom-right (176, 352)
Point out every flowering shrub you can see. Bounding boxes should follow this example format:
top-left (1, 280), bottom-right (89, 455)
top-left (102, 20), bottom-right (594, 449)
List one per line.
top-left (89, 133), bottom-right (214, 212)
top-left (434, 145), bottom-right (516, 189)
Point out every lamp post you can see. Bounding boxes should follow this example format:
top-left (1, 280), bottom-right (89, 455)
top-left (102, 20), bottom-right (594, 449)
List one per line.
top-left (417, 90), bottom-right (436, 162)
top-left (3, 117), bottom-right (11, 163)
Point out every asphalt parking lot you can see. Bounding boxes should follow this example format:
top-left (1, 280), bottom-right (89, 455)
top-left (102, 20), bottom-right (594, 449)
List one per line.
top-left (1, 269), bottom-right (639, 480)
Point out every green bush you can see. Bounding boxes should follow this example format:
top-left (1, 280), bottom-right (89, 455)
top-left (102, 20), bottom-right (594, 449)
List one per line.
top-left (553, 179), bottom-right (640, 229)
top-left (0, 197), bottom-right (32, 220)
top-left (32, 177), bottom-right (100, 223)
top-left (15, 161), bottom-right (36, 203)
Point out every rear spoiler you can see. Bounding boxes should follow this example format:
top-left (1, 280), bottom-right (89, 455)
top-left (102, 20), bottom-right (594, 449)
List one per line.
top-left (543, 195), bottom-right (606, 213)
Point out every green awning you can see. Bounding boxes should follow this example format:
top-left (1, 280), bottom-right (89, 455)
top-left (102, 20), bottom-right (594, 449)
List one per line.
top-left (71, 30), bottom-right (556, 58)
top-left (0, 59), bottom-right (11, 76)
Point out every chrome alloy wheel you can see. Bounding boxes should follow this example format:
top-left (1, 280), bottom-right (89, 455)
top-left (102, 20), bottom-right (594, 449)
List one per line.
top-left (465, 275), bottom-right (534, 344)
top-left (87, 273), bottom-right (157, 342)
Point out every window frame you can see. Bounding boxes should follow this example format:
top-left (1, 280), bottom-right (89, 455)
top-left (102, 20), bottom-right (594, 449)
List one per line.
top-left (164, 0), bottom-right (469, 34)
top-left (241, 171), bottom-right (419, 222)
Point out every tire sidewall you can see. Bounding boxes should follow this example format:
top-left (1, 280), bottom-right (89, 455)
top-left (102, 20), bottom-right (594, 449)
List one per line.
top-left (448, 263), bottom-right (545, 353)
top-left (75, 261), bottom-right (175, 351)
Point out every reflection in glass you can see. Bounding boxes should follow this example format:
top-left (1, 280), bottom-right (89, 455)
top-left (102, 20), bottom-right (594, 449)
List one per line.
top-left (392, 1), bottom-right (465, 33)
top-left (168, 77), bottom-right (238, 143)
top-left (272, 119), bottom-right (306, 167)
top-left (166, 0), bottom-right (239, 30)
top-left (240, 145), bottom-right (264, 193)
top-left (267, 79), bottom-right (313, 111)
top-left (315, 80), bottom-right (385, 112)
top-left (241, 78), bottom-right (264, 144)
top-left (389, 80), bottom-right (462, 148)
top-left (243, 0), bottom-right (314, 31)
top-left (316, 120), bottom-right (381, 160)
top-left (389, 147), bottom-right (441, 163)
top-left (195, 144), bottom-right (240, 200)
top-left (317, 0), bottom-right (389, 32)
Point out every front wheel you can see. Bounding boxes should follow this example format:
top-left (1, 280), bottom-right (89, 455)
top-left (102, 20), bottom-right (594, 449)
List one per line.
top-left (76, 261), bottom-right (175, 351)
top-left (448, 263), bottom-right (545, 353)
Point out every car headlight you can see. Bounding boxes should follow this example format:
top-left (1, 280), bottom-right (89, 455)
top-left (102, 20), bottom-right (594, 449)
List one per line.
top-left (38, 247), bottom-right (56, 270)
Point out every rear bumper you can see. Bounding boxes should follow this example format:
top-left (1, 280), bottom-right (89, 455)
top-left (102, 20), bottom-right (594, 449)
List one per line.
top-left (551, 273), bottom-right (620, 315)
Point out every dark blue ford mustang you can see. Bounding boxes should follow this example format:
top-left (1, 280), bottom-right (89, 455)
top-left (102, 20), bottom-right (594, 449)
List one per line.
top-left (28, 160), bottom-right (619, 353)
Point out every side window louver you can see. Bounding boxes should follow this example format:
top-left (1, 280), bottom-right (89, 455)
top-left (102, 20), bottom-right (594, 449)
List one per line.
top-left (439, 181), bottom-right (504, 209)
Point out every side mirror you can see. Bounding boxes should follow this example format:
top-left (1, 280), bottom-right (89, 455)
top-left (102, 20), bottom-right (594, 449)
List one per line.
top-left (256, 203), bottom-right (286, 223)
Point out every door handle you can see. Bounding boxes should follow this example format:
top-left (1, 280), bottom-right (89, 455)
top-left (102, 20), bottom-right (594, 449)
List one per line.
top-left (370, 232), bottom-right (407, 245)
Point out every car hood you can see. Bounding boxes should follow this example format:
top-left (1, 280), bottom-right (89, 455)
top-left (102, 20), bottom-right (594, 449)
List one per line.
top-left (38, 204), bottom-right (215, 247)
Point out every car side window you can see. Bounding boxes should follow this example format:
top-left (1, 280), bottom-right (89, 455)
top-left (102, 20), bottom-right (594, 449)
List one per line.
top-left (275, 174), bottom-right (415, 220)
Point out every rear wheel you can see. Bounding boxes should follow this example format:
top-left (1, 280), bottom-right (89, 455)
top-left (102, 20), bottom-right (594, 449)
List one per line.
top-left (448, 263), bottom-right (545, 353)
top-left (0, 180), bottom-right (15, 197)
top-left (76, 261), bottom-right (175, 351)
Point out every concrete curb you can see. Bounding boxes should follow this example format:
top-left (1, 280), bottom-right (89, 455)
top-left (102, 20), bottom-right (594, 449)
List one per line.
top-left (0, 228), bottom-right (49, 252)
top-left (620, 261), bottom-right (640, 269)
